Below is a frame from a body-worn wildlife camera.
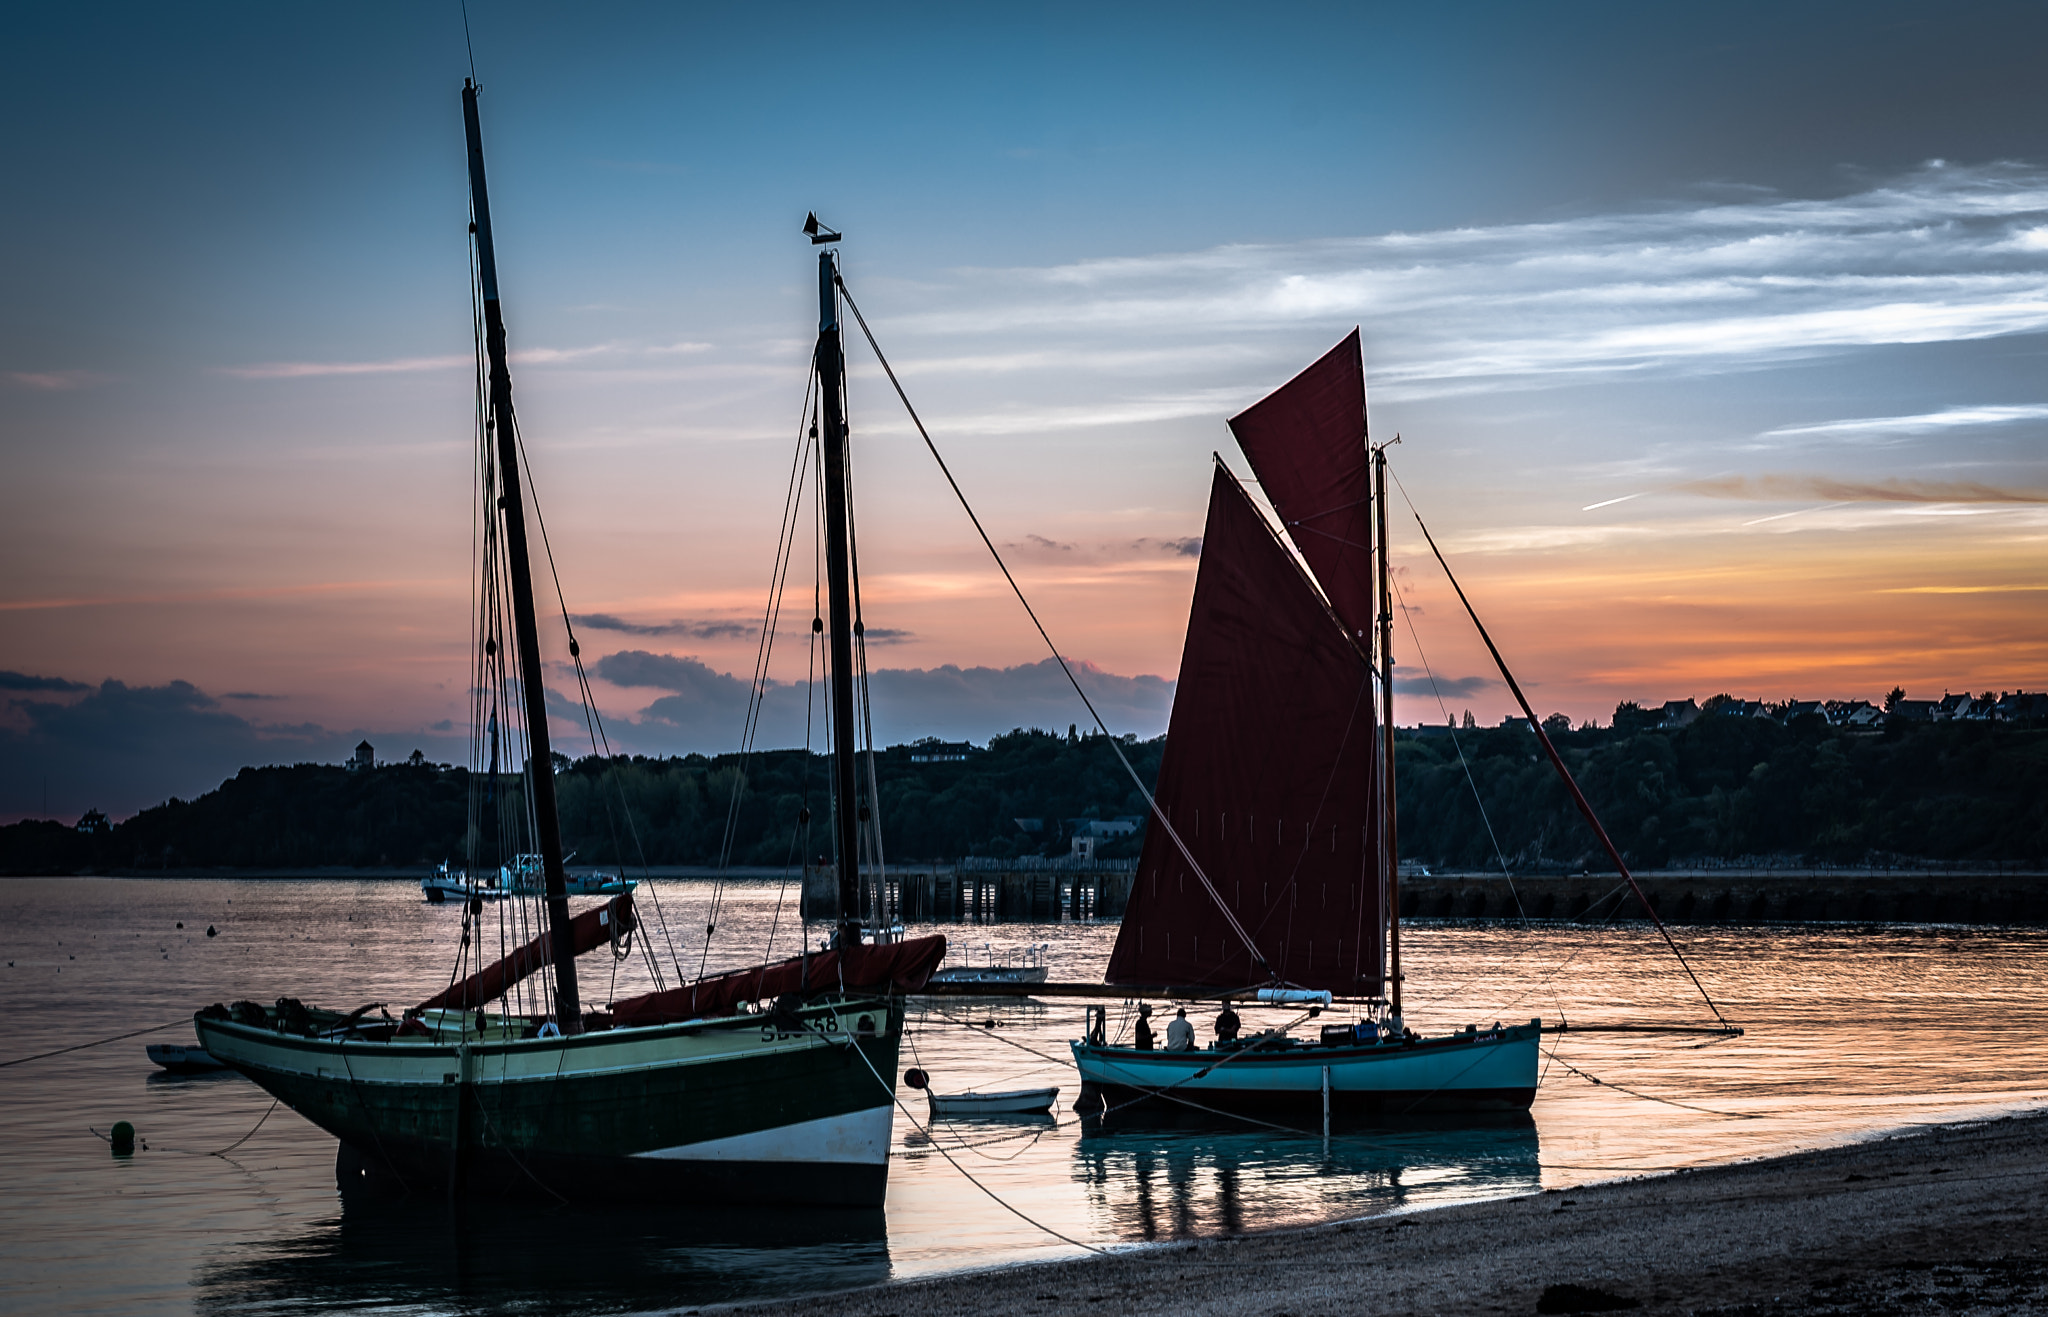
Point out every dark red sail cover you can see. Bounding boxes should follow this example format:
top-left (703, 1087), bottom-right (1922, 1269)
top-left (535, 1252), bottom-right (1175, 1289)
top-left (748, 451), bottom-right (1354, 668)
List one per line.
top-left (415, 895), bottom-right (637, 1013)
top-left (1105, 468), bottom-right (1383, 994)
top-left (609, 933), bottom-right (948, 1026)
top-left (1225, 329), bottom-right (1375, 641)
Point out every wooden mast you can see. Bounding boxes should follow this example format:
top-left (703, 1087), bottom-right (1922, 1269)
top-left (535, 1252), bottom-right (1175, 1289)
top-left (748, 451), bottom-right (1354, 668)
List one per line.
top-left (810, 223), bottom-right (864, 949)
top-left (462, 79), bottom-right (581, 1032)
top-left (1376, 442), bottom-right (1401, 1018)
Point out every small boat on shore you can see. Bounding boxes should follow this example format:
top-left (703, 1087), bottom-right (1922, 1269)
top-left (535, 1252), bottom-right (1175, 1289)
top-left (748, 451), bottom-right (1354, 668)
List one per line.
top-left (928, 1087), bottom-right (1058, 1117)
top-left (146, 1043), bottom-right (228, 1073)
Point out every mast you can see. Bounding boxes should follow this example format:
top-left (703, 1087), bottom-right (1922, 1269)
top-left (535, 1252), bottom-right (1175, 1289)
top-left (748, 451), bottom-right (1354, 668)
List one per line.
top-left (1375, 442), bottom-right (1401, 1018)
top-left (463, 79), bottom-right (581, 1032)
top-left (809, 222), bottom-right (864, 949)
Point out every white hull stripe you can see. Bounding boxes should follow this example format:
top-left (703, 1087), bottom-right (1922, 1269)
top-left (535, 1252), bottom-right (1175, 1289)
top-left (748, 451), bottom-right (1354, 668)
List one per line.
top-left (630, 1104), bottom-right (894, 1166)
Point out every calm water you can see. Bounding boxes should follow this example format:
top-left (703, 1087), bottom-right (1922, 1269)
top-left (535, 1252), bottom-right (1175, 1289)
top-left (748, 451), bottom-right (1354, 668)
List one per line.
top-left (3, 877), bottom-right (2046, 1315)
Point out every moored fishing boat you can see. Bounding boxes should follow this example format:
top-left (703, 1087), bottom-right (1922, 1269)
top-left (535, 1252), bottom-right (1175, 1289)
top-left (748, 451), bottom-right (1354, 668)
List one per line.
top-left (192, 78), bottom-right (943, 1206)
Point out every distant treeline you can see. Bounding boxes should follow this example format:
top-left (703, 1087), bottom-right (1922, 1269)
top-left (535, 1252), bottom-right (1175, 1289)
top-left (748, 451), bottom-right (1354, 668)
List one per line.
top-left (3, 715), bottom-right (2043, 874)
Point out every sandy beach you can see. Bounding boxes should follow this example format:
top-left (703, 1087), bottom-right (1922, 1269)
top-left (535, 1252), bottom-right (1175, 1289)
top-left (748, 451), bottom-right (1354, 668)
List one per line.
top-left (715, 1109), bottom-right (2048, 1316)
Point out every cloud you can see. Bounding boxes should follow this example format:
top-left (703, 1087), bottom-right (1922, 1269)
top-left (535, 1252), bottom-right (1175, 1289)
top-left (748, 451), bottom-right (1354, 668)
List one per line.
top-left (850, 162), bottom-right (2048, 428)
top-left (219, 344), bottom-right (615, 380)
top-left (5, 370), bottom-right (106, 391)
top-left (0, 678), bottom-right (470, 822)
top-left (0, 671), bottom-right (90, 692)
top-left (1133, 536), bottom-right (1204, 557)
top-left (577, 613), bottom-right (756, 640)
top-left (1393, 673), bottom-right (1494, 698)
top-left (1759, 404), bottom-right (2048, 442)
top-left (1677, 474), bottom-right (2048, 504)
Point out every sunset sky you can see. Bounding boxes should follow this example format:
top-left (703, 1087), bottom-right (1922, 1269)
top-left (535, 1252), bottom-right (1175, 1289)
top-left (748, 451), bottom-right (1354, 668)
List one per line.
top-left (4, 2), bottom-right (2046, 820)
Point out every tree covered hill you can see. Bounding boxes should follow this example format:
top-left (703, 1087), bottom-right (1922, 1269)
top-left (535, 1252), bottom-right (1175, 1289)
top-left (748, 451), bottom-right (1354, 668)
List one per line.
top-left (3, 716), bottom-right (2043, 874)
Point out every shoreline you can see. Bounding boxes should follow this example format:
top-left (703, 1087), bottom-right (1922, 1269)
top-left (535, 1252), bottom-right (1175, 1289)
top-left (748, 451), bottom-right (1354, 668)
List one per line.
top-left (716, 1108), bottom-right (2048, 1316)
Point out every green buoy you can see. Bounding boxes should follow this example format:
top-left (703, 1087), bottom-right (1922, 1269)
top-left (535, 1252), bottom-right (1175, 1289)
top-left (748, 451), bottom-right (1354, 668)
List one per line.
top-left (110, 1121), bottom-right (135, 1156)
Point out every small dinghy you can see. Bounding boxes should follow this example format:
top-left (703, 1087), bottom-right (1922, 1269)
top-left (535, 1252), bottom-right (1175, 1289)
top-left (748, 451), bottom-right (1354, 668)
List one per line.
top-left (927, 1087), bottom-right (1058, 1117)
top-left (147, 1043), bottom-right (228, 1074)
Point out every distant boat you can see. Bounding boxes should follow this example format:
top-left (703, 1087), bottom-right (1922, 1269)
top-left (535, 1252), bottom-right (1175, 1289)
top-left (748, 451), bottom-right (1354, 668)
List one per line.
top-left (927, 941), bottom-right (1049, 986)
top-left (1071, 333), bottom-right (1542, 1122)
top-left (928, 1087), bottom-right (1058, 1117)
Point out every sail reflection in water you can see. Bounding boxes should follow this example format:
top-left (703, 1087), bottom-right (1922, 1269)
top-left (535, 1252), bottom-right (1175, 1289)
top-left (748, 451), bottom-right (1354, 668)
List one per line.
top-left (1073, 1119), bottom-right (1539, 1244)
top-left (193, 1199), bottom-right (889, 1316)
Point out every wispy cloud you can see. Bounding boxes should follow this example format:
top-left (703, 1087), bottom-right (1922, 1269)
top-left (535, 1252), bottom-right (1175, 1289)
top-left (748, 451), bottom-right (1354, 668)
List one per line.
top-left (855, 162), bottom-right (2048, 416)
top-left (219, 344), bottom-right (618, 380)
top-left (1877, 583), bottom-right (2048, 594)
top-left (576, 613), bottom-right (755, 640)
top-left (1759, 404), bottom-right (2048, 442)
top-left (1680, 474), bottom-right (2048, 504)
top-left (5, 369), bottom-right (108, 390)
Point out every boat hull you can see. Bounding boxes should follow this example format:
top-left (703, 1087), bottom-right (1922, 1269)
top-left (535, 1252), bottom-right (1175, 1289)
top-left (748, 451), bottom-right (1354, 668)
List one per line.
top-left (195, 999), bottom-right (904, 1207)
top-left (1071, 1022), bottom-right (1540, 1123)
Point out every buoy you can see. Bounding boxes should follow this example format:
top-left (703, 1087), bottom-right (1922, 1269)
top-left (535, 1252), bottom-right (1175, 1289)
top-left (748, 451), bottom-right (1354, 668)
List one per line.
top-left (904, 1068), bottom-right (930, 1090)
top-left (176, 922), bottom-right (183, 929)
top-left (110, 1121), bottom-right (135, 1156)
top-left (206, 926), bottom-right (217, 938)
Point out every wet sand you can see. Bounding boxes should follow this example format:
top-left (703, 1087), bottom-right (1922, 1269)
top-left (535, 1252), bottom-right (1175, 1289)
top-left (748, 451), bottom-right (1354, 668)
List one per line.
top-left (718, 1109), bottom-right (2048, 1316)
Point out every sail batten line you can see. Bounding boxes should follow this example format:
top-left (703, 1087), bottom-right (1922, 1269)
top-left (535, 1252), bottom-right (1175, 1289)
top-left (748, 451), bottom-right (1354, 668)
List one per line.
top-left (836, 278), bottom-right (1269, 970)
top-left (1402, 491), bottom-right (1730, 1028)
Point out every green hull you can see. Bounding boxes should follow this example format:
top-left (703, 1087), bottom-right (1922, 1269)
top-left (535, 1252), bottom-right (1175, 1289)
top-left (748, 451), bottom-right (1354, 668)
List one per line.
top-left (195, 998), bottom-right (905, 1207)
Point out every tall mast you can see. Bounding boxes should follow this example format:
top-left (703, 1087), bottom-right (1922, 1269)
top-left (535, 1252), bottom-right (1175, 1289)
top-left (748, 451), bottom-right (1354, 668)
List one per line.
top-left (1376, 442), bottom-right (1401, 1018)
top-left (463, 79), bottom-right (581, 1032)
top-left (809, 223), bottom-right (864, 949)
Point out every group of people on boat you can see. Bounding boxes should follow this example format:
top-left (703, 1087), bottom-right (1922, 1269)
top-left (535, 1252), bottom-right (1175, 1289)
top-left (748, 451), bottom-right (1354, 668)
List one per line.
top-left (1128, 1003), bottom-right (1416, 1051)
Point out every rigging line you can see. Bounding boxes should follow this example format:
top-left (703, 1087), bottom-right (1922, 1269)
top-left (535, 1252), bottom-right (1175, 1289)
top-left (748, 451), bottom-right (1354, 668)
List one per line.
top-left (843, 1035), bottom-right (1106, 1254)
top-left (0, 1020), bottom-right (189, 1068)
top-left (717, 372), bottom-right (820, 875)
top-left (834, 277), bottom-right (1265, 971)
top-left (1386, 570), bottom-right (1522, 908)
top-left (459, 0), bottom-right (477, 84)
top-left (1391, 471), bottom-right (1729, 1030)
top-left (1540, 1046), bottom-right (1757, 1119)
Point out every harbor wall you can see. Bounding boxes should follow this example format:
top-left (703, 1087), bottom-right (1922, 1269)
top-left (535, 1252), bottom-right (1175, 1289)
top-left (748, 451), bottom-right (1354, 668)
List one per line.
top-left (801, 864), bottom-right (2048, 926)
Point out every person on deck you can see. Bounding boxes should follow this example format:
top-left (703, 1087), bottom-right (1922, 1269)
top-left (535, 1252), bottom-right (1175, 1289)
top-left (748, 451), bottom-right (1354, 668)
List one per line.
top-left (1165, 1007), bottom-right (1196, 1051)
top-left (1134, 1002), bottom-right (1156, 1050)
top-left (1214, 1006), bottom-right (1241, 1045)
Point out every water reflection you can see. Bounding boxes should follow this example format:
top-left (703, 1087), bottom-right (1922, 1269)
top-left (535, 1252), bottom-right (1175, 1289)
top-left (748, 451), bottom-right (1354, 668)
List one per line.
top-left (193, 1197), bottom-right (890, 1315)
top-left (1073, 1119), bottom-right (1540, 1243)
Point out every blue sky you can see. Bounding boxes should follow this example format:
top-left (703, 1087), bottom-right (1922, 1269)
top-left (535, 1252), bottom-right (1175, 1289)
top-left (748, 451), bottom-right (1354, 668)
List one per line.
top-left (4, 2), bottom-right (2047, 818)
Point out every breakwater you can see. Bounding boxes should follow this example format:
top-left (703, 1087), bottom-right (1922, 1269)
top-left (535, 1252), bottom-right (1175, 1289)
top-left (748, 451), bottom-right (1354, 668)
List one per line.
top-left (801, 863), bottom-right (2048, 926)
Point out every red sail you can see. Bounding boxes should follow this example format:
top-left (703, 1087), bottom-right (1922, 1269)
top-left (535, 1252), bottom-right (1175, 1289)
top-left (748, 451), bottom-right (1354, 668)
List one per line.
top-left (1105, 468), bottom-right (1383, 994)
top-left (610, 933), bottom-right (948, 1027)
top-left (1225, 329), bottom-right (1375, 641)
top-left (415, 895), bottom-right (636, 1014)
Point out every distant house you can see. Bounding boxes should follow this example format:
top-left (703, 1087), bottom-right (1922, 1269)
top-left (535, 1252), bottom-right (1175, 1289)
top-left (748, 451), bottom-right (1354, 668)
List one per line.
top-left (1934, 693), bottom-right (1973, 721)
top-left (1410, 720), bottom-right (1456, 738)
top-left (75, 808), bottom-right (109, 835)
top-left (349, 740), bottom-right (375, 771)
top-left (1889, 699), bottom-right (1938, 722)
top-left (908, 738), bottom-right (977, 763)
top-left (1823, 700), bottom-right (1879, 727)
top-left (1657, 699), bottom-right (1700, 730)
top-left (1069, 817), bottom-right (1141, 861)
top-left (1996, 691), bottom-right (2048, 723)
top-left (1779, 700), bottom-right (1826, 723)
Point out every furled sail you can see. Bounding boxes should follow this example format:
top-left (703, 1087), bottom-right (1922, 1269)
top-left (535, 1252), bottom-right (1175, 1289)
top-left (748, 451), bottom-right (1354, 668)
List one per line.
top-left (1105, 467), bottom-right (1383, 994)
top-left (611, 933), bottom-right (948, 1026)
top-left (415, 895), bottom-right (636, 1014)
top-left (1225, 329), bottom-right (1376, 641)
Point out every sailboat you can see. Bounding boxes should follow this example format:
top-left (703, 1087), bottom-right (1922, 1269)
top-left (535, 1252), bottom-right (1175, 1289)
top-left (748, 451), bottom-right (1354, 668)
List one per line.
top-left (1070, 333), bottom-right (1542, 1121)
top-left (191, 79), bottom-right (945, 1206)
